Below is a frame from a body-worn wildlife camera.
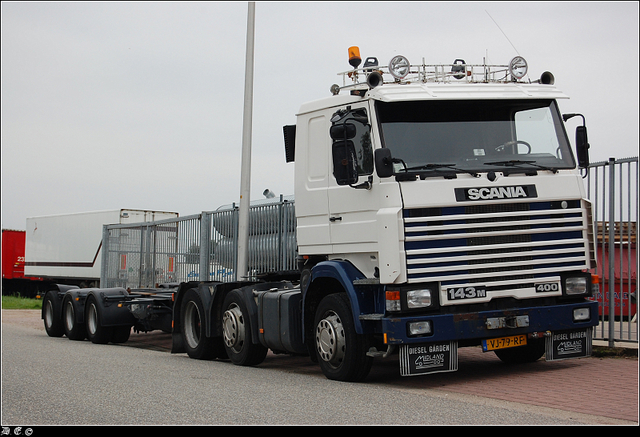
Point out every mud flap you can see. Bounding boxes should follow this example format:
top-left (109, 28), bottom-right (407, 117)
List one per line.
top-left (399, 341), bottom-right (458, 376)
top-left (545, 328), bottom-right (592, 361)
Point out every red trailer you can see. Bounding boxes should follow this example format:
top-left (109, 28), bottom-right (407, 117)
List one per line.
top-left (2, 229), bottom-right (47, 297)
top-left (590, 222), bottom-right (637, 319)
top-left (2, 229), bottom-right (26, 280)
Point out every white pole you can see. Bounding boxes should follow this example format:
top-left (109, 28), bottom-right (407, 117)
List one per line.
top-left (237, 2), bottom-right (255, 281)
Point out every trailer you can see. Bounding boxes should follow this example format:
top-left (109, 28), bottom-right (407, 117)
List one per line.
top-left (24, 209), bottom-right (178, 289)
top-left (2, 229), bottom-right (46, 298)
top-left (42, 47), bottom-right (599, 382)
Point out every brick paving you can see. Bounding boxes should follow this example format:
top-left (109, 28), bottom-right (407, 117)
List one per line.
top-left (368, 345), bottom-right (638, 423)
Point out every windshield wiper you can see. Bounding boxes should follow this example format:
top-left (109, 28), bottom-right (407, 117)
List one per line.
top-left (484, 160), bottom-right (558, 174)
top-left (403, 163), bottom-right (479, 177)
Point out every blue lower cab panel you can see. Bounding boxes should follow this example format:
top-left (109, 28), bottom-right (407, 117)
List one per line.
top-left (382, 300), bottom-right (599, 345)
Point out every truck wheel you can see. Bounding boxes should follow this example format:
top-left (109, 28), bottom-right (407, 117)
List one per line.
top-left (62, 295), bottom-right (86, 341)
top-left (111, 326), bottom-right (131, 344)
top-left (314, 293), bottom-right (373, 382)
top-left (181, 289), bottom-right (223, 360)
top-left (494, 338), bottom-right (545, 364)
top-left (43, 291), bottom-right (64, 337)
top-left (221, 290), bottom-right (267, 366)
top-left (85, 295), bottom-right (113, 344)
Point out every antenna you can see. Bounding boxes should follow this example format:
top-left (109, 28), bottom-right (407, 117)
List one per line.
top-left (485, 10), bottom-right (520, 55)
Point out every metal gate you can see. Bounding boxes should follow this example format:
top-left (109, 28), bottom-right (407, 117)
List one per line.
top-left (100, 196), bottom-right (296, 289)
top-left (585, 157), bottom-right (638, 346)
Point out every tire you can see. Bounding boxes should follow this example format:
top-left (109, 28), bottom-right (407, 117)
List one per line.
top-left (85, 295), bottom-right (113, 344)
top-left (181, 289), bottom-right (225, 360)
top-left (43, 291), bottom-right (64, 337)
top-left (221, 290), bottom-right (267, 366)
top-left (62, 295), bottom-right (86, 341)
top-left (494, 338), bottom-right (545, 364)
top-left (314, 293), bottom-right (373, 382)
top-left (111, 326), bottom-right (131, 344)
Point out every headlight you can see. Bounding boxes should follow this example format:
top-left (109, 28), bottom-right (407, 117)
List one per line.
top-left (406, 289), bottom-right (433, 309)
top-left (565, 277), bottom-right (588, 295)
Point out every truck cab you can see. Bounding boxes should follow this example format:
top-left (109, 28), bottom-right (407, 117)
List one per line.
top-left (288, 48), bottom-right (598, 378)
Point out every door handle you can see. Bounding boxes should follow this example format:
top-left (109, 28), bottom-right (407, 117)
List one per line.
top-left (330, 216), bottom-right (342, 222)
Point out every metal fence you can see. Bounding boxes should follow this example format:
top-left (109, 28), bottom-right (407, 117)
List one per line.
top-left (585, 157), bottom-right (638, 346)
top-left (100, 159), bottom-right (638, 345)
top-left (100, 196), bottom-right (297, 289)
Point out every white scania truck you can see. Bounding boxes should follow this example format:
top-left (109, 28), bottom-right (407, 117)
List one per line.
top-left (42, 48), bottom-right (599, 382)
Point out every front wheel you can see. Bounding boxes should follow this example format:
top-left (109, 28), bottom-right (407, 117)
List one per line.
top-left (314, 293), bottom-right (372, 382)
top-left (494, 338), bottom-right (545, 364)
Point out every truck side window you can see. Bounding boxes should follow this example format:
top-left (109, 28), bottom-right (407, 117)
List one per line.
top-left (331, 108), bottom-right (373, 185)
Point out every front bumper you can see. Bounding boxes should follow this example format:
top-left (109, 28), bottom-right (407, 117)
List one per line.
top-left (382, 300), bottom-right (599, 345)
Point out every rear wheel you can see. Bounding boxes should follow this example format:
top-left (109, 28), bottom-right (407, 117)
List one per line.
top-left (181, 289), bottom-right (225, 360)
top-left (85, 295), bottom-right (113, 344)
top-left (314, 293), bottom-right (372, 382)
top-left (221, 290), bottom-right (267, 366)
top-left (43, 291), bottom-right (64, 337)
top-left (62, 295), bottom-right (86, 341)
top-left (111, 326), bottom-right (131, 344)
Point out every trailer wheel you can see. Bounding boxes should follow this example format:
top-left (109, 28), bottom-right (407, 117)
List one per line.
top-left (221, 290), bottom-right (267, 366)
top-left (43, 291), bottom-right (64, 337)
top-left (181, 289), bottom-right (223, 360)
top-left (85, 295), bottom-right (113, 344)
top-left (111, 326), bottom-right (131, 344)
top-left (314, 293), bottom-right (372, 382)
top-left (62, 295), bottom-right (86, 341)
top-left (494, 338), bottom-right (545, 364)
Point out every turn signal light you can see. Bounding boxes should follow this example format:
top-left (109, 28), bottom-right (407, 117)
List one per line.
top-left (386, 290), bottom-right (400, 311)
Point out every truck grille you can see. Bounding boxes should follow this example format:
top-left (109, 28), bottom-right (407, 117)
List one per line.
top-left (403, 200), bottom-right (595, 290)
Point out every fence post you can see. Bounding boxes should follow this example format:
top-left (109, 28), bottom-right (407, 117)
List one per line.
top-left (100, 225), bottom-right (109, 288)
top-left (607, 157), bottom-right (616, 346)
top-left (199, 213), bottom-right (210, 283)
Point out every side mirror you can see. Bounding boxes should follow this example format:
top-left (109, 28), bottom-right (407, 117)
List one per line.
top-left (575, 125), bottom-right (590, 168)
top-left (330, 123), bottom-right (356, 140)
top-left (374, 148), bottom-right (394, 178)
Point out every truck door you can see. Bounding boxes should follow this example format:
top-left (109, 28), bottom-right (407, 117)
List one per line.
top-left (327, 103), bottom-right (379, 254)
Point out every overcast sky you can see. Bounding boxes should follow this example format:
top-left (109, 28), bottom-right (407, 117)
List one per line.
top-left (2, 1), bottom-right (638, 231)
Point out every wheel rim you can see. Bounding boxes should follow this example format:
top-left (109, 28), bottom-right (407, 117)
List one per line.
top-left (222, 303), bottom-right (245, 353)
top-left (315, 311), bottom-right (346, 368)
top-left (64, 301), bottom-right (75, 331)
top-left (44, 300), bottom-right (54, 329)
top-left (87, 303), bottom-right (98, 335)
top-left (183, 300), bottom-right (202, 349)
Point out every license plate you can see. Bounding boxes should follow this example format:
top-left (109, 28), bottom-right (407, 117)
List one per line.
top-left (399, 341), bottom-right (458, 376)
top-left (482, 334), bottom-right (527, 352)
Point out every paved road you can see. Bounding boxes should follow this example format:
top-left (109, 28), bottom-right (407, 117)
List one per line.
top-left (2, 310), bottom-right (637, 425)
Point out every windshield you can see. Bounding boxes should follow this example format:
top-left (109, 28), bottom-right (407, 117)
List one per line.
top-left (376, 99), bottom-right (575, 176)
